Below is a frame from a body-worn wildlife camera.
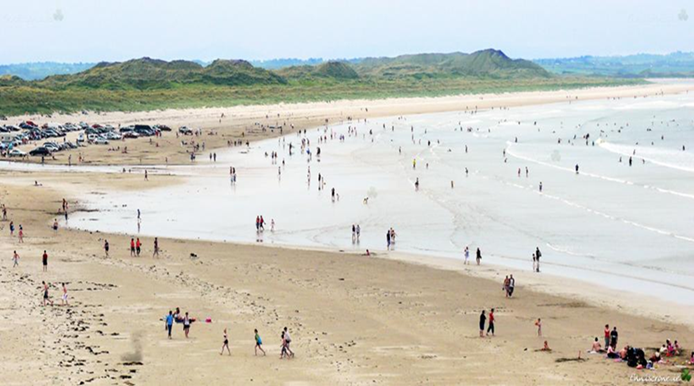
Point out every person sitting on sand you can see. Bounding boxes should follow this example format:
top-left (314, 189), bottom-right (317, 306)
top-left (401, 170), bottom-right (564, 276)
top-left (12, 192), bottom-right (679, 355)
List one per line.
top-left (649, 350), bottom-right (661, 364)
top-left (541, 341), bottom-right (551, 351)
top-left (606, 345), bottom-right (619, 359)
top-left (689, 351), bottom-right (694, 365)
top-left (589, 337), bottom-right (603, 353)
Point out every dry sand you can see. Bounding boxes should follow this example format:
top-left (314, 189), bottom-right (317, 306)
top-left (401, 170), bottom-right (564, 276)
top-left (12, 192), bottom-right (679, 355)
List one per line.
top-left (1, 85), bottom-right (694, 385)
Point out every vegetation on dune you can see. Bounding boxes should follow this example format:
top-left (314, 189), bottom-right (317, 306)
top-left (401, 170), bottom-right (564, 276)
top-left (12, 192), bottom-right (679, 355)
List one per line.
top-left (0, 49), bottom-right (645, 116)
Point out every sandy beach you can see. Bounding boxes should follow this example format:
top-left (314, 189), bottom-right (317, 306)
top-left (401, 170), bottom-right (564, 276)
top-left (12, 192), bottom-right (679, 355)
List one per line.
top-left (2, 84), bottom-right (694, 385)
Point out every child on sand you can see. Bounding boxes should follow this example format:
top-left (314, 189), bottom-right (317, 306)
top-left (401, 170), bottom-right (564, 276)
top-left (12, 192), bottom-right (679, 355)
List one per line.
top-left (541, 341), bottom-right (551, 351)
top-left (12, 251), bottom-right (19, 267)
top-left (255, 329), bottom-right (266, 356)
top-left (61, 283), bottom-right (69, 306)
top-left (42, 281), bottom-right (53, 306)
top-left (535, 318), bottom-right (542, 336)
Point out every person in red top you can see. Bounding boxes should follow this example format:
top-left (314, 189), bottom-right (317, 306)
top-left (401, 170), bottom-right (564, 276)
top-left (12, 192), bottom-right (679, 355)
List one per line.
top-left (136, 238), bottom-right (142, 256)
top-left (604, 324), bottom-right (610, 349)
top-left (487, 308), bottom-right (495, 336)
top-left (130, 238), bottom-right (135, 256)
top-left (42, 250), bottom-right (48, 272)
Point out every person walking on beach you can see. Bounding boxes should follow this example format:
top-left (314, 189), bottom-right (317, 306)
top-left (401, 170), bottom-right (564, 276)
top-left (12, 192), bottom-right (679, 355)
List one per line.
top-left (104, 240), bottom-right (109, 257)
top-left (487, 308), bottom-right (496, 336)
top-left (280, 332), bottom-right (288, 359)
top-left (42, 281), bottom-right (53, 306)
top-left (283, 327), bottom-right (294, 358)
top-left (153, 237), bottom-right (160, 257)
top-left (136, 238), bottom-right (142, 256)
top-left (464, 246), bottom-right (470, 265)
top-left (535, 318), bottom-right (542, 336)
top-left (18, 225), bottom-right (24, 243)
top-left (539, 182), bottom-right (543, 192)
top-left (535, 247), bottom-right (542, 272)
top-left (12, 250), bottom-right (19, 267)
top-left (604, 324), bottom-right (611, 349)
top-left (165, 311), bottom-right (174, 339)
top-left (479, 310), bottom-right (486, 337)
top-left (130, 238), bottom-right (135, 256)
top-left (42, 250), bottom-right (48, 272)
top-left (508, 275), bottom-right (515, 297)
top-left (220, 328), bottom-right (231, 355)
top-left (255, 329), bottom-right (266, 356)
top-left (476, 248), bottom-right (482, 265)
top-left (9, 221), bottom-right (14, 236)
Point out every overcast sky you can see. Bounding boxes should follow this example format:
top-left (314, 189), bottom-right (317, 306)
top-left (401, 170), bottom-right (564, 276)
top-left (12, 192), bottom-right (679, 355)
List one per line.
top-left (1, 0), bottom-right (693, 64)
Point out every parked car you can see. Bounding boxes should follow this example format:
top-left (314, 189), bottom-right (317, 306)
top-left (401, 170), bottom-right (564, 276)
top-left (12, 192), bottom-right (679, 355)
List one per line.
top-left (178, 126), bottom-right (193, 135)
top-left (29, 147), bottom-right (51, 156)
top-left (93, 137), bottom-right (109, 145)
top-left (43, 143), bottom-right (60, 152)
top-left (154, 124), bottom-right (171, 131)
top-left (123, 131), bottom-right (140, 139)
top-left (8, 149), bottom-right (26, 157)
top-left (105, 131), bottom-right (122, 140)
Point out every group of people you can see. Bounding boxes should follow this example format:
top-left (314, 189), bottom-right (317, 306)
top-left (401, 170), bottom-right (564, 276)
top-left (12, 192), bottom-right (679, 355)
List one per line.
top-left (218, 326), bottom-right (295, 359)
top-left (164, 307), bottom-right (195, 339)
top-left (385, 227), bottom-right (397, 249)
top-left (351, 224), bottom-right (361, 243)
top-left (41, 281), bottom-right (68, 307)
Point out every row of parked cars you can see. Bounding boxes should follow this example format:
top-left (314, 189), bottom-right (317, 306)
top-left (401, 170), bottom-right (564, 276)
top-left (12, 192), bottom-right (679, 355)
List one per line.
top-left (1, 121), bottom-right (173, 158)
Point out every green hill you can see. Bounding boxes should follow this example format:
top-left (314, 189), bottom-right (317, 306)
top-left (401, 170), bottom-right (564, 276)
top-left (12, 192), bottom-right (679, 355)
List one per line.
top-left (354, 49), bottom-right (549, 79)
top-left (37, 57), bottom-right (285, 90)
top-left (278, 61), bottom-right (359, 81)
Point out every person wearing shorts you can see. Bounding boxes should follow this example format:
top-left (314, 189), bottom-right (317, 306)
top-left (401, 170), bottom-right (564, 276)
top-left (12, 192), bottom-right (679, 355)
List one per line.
top-left (42, 251), bottom-right (48, 272)
top-left (255, 329), bottom-right (266, 356)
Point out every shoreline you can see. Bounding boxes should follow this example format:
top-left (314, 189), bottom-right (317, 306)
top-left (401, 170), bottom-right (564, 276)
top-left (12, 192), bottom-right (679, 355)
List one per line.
top-left (6, 79), bottom-right (694, 166)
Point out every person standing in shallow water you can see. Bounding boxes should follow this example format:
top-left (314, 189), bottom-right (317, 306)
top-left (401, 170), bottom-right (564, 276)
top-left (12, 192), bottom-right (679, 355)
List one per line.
top-left (476, 248), bottom-right (482, 265)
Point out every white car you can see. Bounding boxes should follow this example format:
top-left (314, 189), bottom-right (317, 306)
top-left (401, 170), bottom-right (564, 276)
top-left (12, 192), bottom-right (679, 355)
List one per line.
top-left (93, 137), bottom-right (109, 145)
top-left (105, 131), bottom-right (122, 140)
top-left (8, 149), bottom-right (26, 157)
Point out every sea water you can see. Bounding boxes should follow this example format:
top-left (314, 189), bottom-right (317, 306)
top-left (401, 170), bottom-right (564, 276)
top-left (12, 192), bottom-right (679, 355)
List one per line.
top-left (62, 92), bottom-right (694, 304)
